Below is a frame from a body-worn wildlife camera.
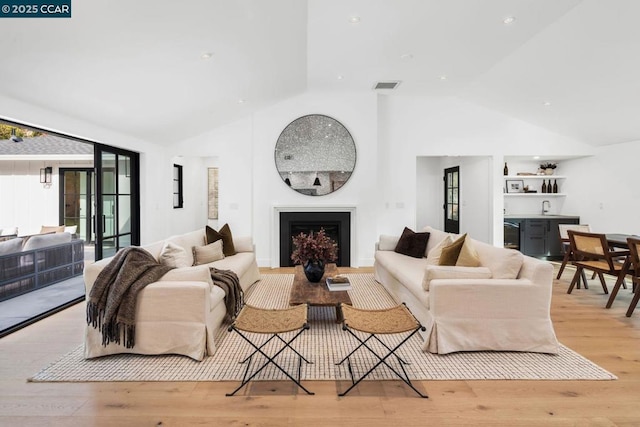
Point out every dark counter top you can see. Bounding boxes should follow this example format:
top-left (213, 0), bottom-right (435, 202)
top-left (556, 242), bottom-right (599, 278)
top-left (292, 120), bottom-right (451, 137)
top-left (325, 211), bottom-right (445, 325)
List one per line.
top-left (504, 214), bottom-right (580, 219)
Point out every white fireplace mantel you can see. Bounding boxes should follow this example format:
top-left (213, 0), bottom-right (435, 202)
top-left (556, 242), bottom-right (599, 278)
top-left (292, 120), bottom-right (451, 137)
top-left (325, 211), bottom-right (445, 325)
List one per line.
top-left (271, 204), bottom-right (357, 268)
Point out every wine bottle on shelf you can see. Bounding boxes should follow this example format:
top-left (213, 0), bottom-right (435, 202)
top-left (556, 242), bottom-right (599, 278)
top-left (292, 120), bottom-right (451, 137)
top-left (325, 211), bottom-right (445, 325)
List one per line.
top-left (548, 179), bottom-right (552, 193)
top-left (504, 162), bottom-right (509, 176)
top-left (542, 180), bottom-right (547, 193)
top-left (553, 179), bottom-right (558, 193)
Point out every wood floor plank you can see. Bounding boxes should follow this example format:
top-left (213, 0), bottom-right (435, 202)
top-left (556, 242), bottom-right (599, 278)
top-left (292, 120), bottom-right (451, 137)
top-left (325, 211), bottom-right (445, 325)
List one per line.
top-left (0, 265), bottom-right (639, 426)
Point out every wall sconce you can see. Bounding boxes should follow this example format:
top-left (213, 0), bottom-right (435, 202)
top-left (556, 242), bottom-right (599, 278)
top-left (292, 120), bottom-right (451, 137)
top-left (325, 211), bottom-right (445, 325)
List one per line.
top-left (313, 173), bottom-right (321, 186)
top-left (10, 128), bottom-right (23, 143)
top-left (40, 166), bottom-right (52, 184)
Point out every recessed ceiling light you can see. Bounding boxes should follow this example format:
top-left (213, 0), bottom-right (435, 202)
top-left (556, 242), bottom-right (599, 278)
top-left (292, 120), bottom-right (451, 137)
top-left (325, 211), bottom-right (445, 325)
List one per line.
top-left (543, 101), bottom-right (552, 107)
top-left (337, 75), bottom-right (344, 80)
top-left (201, 52), bottom-right (214, 60)
top-left (439, 75), bottom-right (447, 80)
top-left (349, 16), bottom-right (361, 24)
top-left (503, 16), bottom-right (516, 25)
top-left (533, 156), bottom-right (541, 160)
top-left (238, 98), bottom-right (245, 104)
top-left (400, 53), bottom-right (414, 61)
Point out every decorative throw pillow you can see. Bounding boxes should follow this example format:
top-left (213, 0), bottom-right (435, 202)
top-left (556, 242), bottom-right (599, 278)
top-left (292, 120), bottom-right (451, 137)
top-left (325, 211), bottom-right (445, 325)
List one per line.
top-left (422, 226), bottom-right (454, 257)
top-left (192, 240), bottom-right (224, 265)
top-left (205, 224), bottom-right (236, 256)
top-left (0, 226), bottom-right (18, 236)
top-left (378, 234), bottom-right (401, 251)
top-left (425, 235), bottom-right (454, 265)
top-left (456, 237), bottom-right (481, 267)
top-left (158, 242), bottom-right (191, 268)
top-left (438, 234), bottom-right (467, 266)
top-left (394, 227), bottom-right (430, 258)
top-left (40, 225), bottom-right (65, 234)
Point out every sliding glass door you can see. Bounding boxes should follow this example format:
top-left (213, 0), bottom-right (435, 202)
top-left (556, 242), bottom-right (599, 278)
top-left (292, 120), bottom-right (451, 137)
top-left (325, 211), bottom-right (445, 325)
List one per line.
top-left (94, 144), bottom-right (140, 260)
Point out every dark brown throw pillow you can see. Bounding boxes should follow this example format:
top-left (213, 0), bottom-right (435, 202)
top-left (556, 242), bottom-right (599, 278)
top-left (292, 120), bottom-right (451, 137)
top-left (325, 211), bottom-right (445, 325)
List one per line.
top-left (438, 233), bottom-right (467, 266)
top-left (205, 223), bottom-right (236, 256)
top-left (394, 227), bottom-right (430, 258)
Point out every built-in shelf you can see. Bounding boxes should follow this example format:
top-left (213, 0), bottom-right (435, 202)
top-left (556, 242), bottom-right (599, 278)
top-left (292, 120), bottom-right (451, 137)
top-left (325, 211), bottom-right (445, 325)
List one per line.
top-left (504, 175), bottom-right (566, 179)
top-left (504, 193), bottom-right (566, 197)
top-left (504, 175), bottom-right (566, 196)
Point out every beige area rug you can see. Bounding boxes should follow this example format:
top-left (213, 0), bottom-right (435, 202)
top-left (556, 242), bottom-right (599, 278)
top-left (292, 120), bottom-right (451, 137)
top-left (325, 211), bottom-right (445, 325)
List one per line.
top-left (29, 274), bottom-right (616, 382)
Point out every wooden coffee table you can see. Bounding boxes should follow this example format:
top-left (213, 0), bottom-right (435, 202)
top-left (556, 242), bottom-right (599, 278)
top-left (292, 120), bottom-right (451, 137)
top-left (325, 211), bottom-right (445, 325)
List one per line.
top-left (289, 263), bottom-right (352, 322)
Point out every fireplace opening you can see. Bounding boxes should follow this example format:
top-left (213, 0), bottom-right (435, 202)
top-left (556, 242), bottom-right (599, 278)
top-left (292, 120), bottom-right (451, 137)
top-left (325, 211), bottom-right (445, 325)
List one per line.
top-left (279, 211), bottom-right (351, 267)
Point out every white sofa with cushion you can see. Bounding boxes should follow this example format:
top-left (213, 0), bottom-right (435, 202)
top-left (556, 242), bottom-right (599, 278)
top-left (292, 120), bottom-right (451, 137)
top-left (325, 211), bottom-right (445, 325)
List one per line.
top-left (83, 227), bottom-right (260, 361)
top-left (374, 226), bottom-right (559, 354)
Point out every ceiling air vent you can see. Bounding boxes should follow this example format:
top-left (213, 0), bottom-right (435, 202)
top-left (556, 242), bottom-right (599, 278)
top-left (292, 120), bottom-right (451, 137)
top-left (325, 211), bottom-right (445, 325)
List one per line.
top-left (373, 81), bottom-right (401, 90)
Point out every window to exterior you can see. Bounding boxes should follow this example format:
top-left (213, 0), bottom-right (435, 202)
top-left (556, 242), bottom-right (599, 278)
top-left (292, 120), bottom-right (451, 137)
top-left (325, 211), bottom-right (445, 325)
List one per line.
top-left (173, 164), bottom-right (183, 208)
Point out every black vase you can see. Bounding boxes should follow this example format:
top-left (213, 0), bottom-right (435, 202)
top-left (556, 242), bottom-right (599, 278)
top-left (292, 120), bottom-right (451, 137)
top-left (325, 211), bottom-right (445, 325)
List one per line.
top-left (303, 259), bottom-right (325, 282)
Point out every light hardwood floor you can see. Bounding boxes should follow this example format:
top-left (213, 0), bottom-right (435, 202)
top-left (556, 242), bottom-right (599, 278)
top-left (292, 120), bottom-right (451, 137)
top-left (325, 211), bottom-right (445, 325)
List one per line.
top-left (1, 266), bottom-right (639, 426)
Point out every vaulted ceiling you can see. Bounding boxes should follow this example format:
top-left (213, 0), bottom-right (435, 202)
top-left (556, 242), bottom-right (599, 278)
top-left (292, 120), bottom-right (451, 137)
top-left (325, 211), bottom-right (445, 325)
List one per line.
top-left (1, 0), bottom-right (638, 146)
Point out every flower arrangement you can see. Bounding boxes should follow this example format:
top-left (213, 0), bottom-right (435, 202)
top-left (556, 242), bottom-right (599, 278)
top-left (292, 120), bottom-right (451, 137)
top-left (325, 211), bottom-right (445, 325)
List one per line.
top-left (540, 162), bottom-right (557, 170)
top-left (291, 228), bottom-right (338, 265)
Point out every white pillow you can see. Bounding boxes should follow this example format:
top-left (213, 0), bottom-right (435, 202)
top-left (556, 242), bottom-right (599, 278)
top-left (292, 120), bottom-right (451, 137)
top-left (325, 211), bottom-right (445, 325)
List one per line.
top-left (192, 240), bottom-right (224, 265)
top-left (64, 225), bottom-right (78, 235)
top-left (158, 242), bottom-right (191, 268)
top-left (422, 265), bottom-right (493, 291)
top-left (233, 236), bottom-right (254, 253)
top-left (378, 235), bottom-right (400, 251)
top-left (425, 235), bottom-right (454, 265)
top-left (0, 227), bottom-right (18, 236)
top-left (422, 226), bottom-right (456, 256)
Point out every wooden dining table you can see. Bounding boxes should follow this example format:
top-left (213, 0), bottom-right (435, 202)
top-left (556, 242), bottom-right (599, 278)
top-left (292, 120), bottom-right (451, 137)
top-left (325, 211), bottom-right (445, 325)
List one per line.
top-left (604, 233), bottom-right (640, 310)
top-left (606, 233), bottom-right (640, 249)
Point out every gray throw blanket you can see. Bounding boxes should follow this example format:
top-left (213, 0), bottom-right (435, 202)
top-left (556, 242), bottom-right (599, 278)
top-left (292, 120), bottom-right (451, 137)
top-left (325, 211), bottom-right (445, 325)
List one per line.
top-left (210, 267), bottom-right (243, 321)
top-left (86, 247), bottom-right (174, 348)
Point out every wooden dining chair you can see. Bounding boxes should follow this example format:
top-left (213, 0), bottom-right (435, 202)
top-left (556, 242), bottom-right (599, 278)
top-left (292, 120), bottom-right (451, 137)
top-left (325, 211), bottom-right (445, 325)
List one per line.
top-left (557, 224), bottom-right (591, 280)
top-left (605, 237), bottom-right (640, 317)
top-left (566, 230), bottom-right (630, 295)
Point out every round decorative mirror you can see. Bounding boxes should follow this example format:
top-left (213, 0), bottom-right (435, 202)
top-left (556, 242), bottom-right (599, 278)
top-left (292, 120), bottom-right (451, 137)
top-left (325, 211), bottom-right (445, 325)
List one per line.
top-left (274, 114), bottom-right (356, 196)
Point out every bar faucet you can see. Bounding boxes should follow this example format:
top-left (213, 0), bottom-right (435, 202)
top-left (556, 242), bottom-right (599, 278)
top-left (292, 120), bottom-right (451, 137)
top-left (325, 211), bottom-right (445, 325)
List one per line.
top-left (542, 200), bottom-right (550, 215)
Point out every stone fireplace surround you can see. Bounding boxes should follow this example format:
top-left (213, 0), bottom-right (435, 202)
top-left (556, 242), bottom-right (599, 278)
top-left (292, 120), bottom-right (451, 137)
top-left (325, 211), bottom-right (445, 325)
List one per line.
top-left (271, 205), bottom-right (356, 268)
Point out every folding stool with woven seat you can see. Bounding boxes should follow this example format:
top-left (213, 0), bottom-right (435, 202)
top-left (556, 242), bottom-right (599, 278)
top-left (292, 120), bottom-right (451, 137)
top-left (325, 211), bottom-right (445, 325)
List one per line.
top-left (225, 303), bottom-right (314, 396)
top-left (335, 303), bottom-right (427, 398)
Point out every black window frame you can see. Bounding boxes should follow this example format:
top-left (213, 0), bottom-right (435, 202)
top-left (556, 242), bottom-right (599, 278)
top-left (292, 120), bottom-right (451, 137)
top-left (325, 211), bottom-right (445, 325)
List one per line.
top-left (173, 164), bottom-right (184, 209)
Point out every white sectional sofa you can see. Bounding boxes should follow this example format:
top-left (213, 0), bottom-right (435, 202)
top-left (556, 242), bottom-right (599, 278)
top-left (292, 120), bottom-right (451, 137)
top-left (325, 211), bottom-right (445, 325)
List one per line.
top-left (83, 228), bottom-right (260, 361)
top-left (374, 226), bottom-right (559, 355)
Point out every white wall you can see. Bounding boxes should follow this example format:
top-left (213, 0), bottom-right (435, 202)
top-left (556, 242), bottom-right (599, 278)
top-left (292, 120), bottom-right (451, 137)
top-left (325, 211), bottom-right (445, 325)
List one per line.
top-left (171, 117), bottom-right (255, 240)
top-left (416, 157), bottom-right (442, 231)
top-left (416, 156), bottom-right (492, 244)
top-left (561, 140), bottom-right (640, 234)
top-left (0, 159), bottom-right (92, 236)
top-left (168, 156), bottom-right (209, 237)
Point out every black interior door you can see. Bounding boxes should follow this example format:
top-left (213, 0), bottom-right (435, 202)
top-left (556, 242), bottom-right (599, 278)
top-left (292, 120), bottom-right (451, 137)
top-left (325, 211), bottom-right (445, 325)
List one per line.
top-left (444, 166), bottom-right (460, 234)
